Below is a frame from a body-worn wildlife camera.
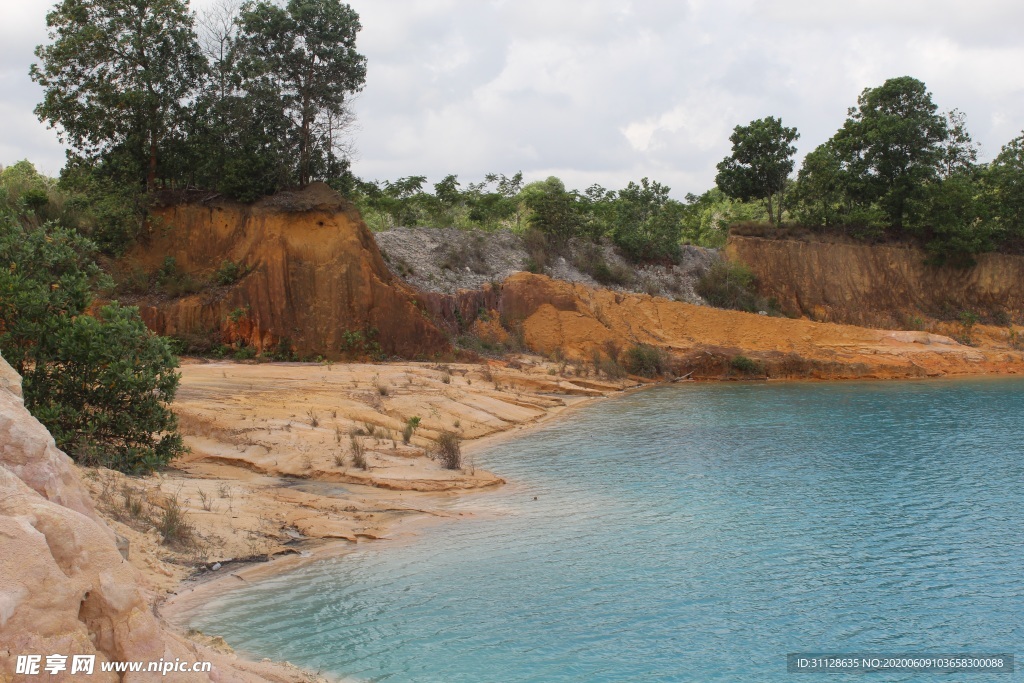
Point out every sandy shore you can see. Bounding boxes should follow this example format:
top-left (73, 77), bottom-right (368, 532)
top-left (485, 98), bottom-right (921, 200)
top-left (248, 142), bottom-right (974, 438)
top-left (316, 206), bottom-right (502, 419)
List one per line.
top-left (81, 355), bottom-right (634, 664)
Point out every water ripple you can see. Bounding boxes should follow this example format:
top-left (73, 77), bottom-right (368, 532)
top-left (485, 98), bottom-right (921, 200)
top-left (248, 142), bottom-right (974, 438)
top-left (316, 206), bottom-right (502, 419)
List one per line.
top-left (192, 379), bottom-right (1024, 682)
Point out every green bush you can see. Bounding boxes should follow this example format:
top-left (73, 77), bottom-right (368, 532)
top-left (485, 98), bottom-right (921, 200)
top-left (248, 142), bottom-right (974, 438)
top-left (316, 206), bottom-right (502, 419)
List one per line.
top-left (0, 215), bottom-right (184, 473)
top-left (695, 260), bottom-right (768, 313)
top-left (730, 355), bottom-right (764, 375)
top-left (622, 344), bottom-right (670, 378)
top-left (215, 259), bottom-right (249, 285)
top-left (25, 303), bottom-right (185, 473)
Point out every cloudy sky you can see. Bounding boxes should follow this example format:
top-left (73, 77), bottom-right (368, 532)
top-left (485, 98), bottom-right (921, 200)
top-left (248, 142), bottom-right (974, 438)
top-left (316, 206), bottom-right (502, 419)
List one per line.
top-left (2, 0), bottom-right (1023, 198)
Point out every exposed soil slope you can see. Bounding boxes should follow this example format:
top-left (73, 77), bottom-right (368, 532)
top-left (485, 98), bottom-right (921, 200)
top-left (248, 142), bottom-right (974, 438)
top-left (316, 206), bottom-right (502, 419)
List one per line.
top-left (492, 273), bottom-right (1024, 379)
top-left (125, 183), bottom-right (450, 359)
top-left (727, 235), bottom-right (1024, 328)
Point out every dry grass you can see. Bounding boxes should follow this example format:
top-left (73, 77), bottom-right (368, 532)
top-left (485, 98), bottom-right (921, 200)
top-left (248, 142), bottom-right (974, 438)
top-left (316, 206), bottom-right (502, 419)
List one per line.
top-left (435, 431), bottom-right (462, 470)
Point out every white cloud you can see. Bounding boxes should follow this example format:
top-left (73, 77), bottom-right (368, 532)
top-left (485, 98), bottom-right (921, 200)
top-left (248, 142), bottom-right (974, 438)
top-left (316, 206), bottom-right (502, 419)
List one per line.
top-left (1, 0), bottom-right (1022, 196)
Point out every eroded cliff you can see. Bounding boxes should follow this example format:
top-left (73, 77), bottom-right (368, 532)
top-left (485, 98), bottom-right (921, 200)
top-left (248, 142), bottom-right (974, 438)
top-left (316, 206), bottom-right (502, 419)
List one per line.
top-left (124, 183), bottom-right (450, 359)
top-left (726, 235), bottom-right (1024, 328)
top-left (479, 273), bottom-right (1023, 379)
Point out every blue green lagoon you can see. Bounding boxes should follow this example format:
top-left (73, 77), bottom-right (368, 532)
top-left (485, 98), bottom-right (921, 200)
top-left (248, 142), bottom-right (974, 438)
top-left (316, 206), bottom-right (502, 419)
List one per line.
top-left (190, 379), bottom-right (1024, 681)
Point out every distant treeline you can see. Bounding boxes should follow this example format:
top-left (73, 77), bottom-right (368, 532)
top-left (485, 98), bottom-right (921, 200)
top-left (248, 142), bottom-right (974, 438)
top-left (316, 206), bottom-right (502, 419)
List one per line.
top-left (714, 76), bottom-right (1024, 265)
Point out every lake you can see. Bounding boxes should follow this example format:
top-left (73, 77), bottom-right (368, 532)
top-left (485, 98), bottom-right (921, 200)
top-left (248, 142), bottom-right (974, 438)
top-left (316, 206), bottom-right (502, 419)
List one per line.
top-left (190, 379), bottom-right (1024, 681)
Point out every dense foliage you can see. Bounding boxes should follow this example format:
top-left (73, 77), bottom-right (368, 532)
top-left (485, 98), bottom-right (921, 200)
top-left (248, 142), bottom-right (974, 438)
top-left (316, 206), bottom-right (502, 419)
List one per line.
top-left (715, 117), bottom-right (799, 225)
top-left (711, 76), bottom-right (1024, 265)
top-left (31, 0), bottom-right (366, 207)
top-left (0, 176), bottom-right (184, 473)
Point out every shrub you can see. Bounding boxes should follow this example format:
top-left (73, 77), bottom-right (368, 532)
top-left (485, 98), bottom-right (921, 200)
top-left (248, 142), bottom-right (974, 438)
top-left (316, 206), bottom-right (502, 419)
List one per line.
top-left (215, 259), bottom-right (249, 286)
top-left (435, 431), bottom-right (462, 470)
top-left (403, 416), bottom-right (420, 444)
top-left (574, 243), bottom-right (633, 286)
top-left (730, 355), bottom-right (764, 375)
top-left (0, 217), bottom-right (184, 473)
top-left (695, 260), bottom-right (767, 313)
top-left (521, 228), bottom-right (550, 273)
top-left (156, 496), bottom-right (194, 547)
top-left (622, 344), bottom-right (670, 378)
top-left (350, 435), bottom-right (368, 469)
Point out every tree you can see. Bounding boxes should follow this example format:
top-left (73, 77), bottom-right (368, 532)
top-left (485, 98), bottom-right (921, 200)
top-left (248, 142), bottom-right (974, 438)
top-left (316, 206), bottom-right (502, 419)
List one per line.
top-left (715, 116), bottom-right (799, 224)
top-left (28, 303), bottom-right (185, 473)
top-left (31, 0), bottom-right (206, 190)
top-left (832, 76), bottom-right (947, 229)
top-left (233, 0), bottom-right (367, 187)
top-left (988, 132), bottom-right (1024, 243)
top-left (0, 214), bottom-right (184, 473)
top-left (523, 177), bottom-right (585, 243)
top-left (611, 178), bottom-right (685, 261)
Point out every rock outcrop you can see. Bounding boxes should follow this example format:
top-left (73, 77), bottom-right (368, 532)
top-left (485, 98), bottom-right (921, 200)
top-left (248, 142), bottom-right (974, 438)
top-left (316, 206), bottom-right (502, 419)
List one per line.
top-left (126, 183), bottom-right (450, 359)
top-left (726, 235), bottom-right (1024, 328)
top-left (0, 353), bottom-right (321, 682)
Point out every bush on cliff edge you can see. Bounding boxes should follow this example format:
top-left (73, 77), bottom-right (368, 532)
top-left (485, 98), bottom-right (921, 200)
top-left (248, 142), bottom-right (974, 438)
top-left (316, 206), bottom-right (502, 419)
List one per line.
top-left (0, 213), bottom-right (185, 473)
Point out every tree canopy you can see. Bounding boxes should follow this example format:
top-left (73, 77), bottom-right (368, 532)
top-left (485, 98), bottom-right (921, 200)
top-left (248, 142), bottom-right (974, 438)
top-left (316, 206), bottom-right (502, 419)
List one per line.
top-left (233, 0), bottom-right (366, 187)
top-left (831, 76), bottom-right (948, 229)
top-left (715, 116), bottom-right (799, 224)
top-left (30, 0), bottom-right (366, 206)
top-left (31, 0), bottom-right (206, 190)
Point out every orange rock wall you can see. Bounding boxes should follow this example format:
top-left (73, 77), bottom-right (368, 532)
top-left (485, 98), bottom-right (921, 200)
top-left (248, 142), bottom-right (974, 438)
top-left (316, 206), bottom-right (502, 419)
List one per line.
top-left (726, 235), bottom-right (1024, 327)
top-left (491, 273), bottom-right (1024, 379)
top-left (129, 185), bottom-right (450, 359)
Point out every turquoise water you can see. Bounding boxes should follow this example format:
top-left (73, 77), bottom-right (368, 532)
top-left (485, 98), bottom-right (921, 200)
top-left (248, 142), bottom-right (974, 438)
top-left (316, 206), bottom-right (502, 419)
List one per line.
top-left (190, 380), bottom-right (1024, 681)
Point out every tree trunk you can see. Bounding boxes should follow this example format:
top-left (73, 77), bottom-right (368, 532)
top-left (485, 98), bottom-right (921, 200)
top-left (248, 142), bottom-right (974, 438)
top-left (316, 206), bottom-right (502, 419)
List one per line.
top-left (147, 131), bottom-right (157, 192)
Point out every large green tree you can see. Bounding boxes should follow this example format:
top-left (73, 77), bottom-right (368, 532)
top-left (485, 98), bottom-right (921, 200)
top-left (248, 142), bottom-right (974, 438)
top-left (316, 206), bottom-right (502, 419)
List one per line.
top-left (715, 116), bottom-right (799, 224)
top-left (832, 76), bottom-right (948, 229)
top-left (233, 0), bottom-right (367, 187)
top-left (31, 0), bottom-right (205, 190)
top-left (988, 132), bottom-right (1024, 243)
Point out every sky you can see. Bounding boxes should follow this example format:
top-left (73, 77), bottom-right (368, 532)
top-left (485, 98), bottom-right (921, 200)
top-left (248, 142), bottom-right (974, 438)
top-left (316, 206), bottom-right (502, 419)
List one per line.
top-left (2, 0), bottom-right (1023, 199)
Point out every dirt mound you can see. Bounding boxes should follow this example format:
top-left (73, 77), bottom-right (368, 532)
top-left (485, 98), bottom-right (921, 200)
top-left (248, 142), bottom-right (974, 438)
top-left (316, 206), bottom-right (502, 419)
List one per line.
top-left (124, 183), bottom-right (450, 359)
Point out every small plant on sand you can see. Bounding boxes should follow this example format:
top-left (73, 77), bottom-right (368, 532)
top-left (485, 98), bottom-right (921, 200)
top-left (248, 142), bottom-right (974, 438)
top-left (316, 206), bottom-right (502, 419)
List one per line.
top-left (403, 416), bottom-right (421, 445)
top-left (377, 383), bottom-right (389, 396)
top-left (435, 431), bottom-right (462, 470)
top-left (156, 495), bottom-right (194, 547)
top-left (197, 487), bottom-right (214, 512)
top-left (120, 486), bottom-right (147, 522)
top-left (306, 409), bottom-right (320, 428)
top-left (350, 435), bottom-right (368, 470)
top-left (333, 450), bottom-right (346, 467)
